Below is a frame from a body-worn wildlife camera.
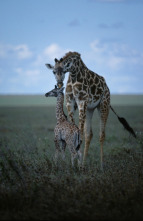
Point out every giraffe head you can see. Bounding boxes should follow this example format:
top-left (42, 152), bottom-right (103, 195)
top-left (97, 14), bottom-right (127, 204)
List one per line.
top-left (45, 52), bottom-right (81, 88)
top-left (45, 85), bottom-right (65, 97)
top-left (45, 58), bottom-right (65, 88)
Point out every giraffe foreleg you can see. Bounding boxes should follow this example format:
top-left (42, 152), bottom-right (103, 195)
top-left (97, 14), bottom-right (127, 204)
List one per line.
top-left (66, 104), bottom-right (74, 123)
top-left (78, 101), bottom-right (87, 140)
top-left (83, 109), bottom-right (94, 165)
top-left (66, 94), bottom-right (76, 123)
top-left (98, 102), bottom-right (110, 169)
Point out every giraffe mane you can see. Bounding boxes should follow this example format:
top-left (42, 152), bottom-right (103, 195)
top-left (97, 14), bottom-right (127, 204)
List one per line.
top-left (61, 51), bottom-right (81, 61)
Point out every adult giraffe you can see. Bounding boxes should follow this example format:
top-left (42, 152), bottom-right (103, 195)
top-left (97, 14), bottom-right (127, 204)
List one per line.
top-left (46, 51), bottom-right (136, 167)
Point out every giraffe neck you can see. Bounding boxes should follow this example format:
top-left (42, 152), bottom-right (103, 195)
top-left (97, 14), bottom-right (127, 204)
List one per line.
top-left (56, 93), bottom-right (67, 123)
top-left (63, 56), bottom-right (87, 83)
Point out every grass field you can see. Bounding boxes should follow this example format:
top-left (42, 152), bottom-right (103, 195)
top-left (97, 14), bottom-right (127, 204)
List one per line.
top-left (0, 94), bottom-right (143, 106)
top-left (0, 95), bottom-right (143, 220)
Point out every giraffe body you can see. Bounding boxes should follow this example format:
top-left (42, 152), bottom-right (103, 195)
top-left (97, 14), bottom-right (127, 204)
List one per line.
top-left (46, 52), bottom-right (110, 167)
top-left (45, 86), bottom-right (82, 167)
top-left (46, 52), bottom-right (136, 168)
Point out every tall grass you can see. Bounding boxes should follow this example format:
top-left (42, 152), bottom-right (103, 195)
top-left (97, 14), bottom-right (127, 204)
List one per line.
top-left (0, 105), bottom-right (143, 220)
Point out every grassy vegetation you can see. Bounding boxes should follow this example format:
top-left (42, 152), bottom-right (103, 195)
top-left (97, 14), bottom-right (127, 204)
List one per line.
top-left (0, 94), bottom-right (143, 106)
top-left (0, 96), bottom-right (143, 220)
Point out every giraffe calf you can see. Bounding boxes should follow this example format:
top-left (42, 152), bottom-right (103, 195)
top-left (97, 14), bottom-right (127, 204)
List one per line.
top-left (45, 86), bottom-right (82, 167)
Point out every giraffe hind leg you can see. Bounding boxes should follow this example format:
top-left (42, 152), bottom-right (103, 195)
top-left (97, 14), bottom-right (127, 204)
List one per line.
top-left (54, 137), bottom-right (61, 163)
top-left (68, 143), bottom-right (81, 168)
top-left (77, 150), bottom-right (82, 168)
top-left (61, 139), bottom-right (66, 160)
top-left (98, 104), bottom-right (109, 170)
top-left (99, 130), bottom-right (105, 170)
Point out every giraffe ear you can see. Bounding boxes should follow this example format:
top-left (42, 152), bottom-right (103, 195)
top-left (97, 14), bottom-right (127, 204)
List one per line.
top-left (45, 64), bottom-right (54, 70)
top-left (55, 58), bottom-right (59, 63)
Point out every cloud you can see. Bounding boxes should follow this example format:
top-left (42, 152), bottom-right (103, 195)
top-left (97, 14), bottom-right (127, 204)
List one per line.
top-left (14, 45), bottom-right (33, 59)
top-left (89, 39), bottom-right (143, 70)
top-left (0, 43), bottom-right (32, 60)
top-left (41, 43), bottom-right (69, 62)
top-left (0, 42), bottom-right (72, 93)
top-left (31, 43), bottom-right (71, 68)
top-left (14, 68), bottom-right (41, 86)
top-left (84, 39), bottom-right (143, 94)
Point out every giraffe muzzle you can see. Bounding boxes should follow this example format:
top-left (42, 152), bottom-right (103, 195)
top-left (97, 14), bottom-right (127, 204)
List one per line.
top-left (57, 82), bottom-right (63, 88)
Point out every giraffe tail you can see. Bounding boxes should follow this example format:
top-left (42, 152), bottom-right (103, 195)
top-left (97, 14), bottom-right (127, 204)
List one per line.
top-left (110, 105), bottom-right (136, 138)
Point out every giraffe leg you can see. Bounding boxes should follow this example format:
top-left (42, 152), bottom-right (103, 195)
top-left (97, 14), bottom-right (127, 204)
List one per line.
top-left (54, 137), bottom-right (61, 163)
top-left (83, 109), bottom-right (94, 165)
top-left (66, 95), bottom-right (76, 123)
top-left (69, 145), bottom-right (77, 167)
top-left (71, 151), bottom-right (82, 168)
top-left (61, 140), bottom-right (66, 160)
top-left (71, 153), bottom-right (76, 167)
top-left (77, 149), bottom-right (82, 167)
top-left (98, 102), bottom-right (110, 170)
top-left (67, 142), bottom-right (81, 168)
top-left (66, 104), bottom-right (74, 123)
top-left (78, 101), bottom-right (87, 140)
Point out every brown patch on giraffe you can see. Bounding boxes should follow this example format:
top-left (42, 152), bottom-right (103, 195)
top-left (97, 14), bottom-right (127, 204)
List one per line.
top-left (81, 68), bottom-right (85, 76)
top-left (86, 72), bottom-right (90, 80)
top-left (76, 60), bottom-right (79, 66)
top-left (95, 76), bottom-right (99, 84)
top-left (97, 88), bottom-right (102, 95)
top-left (77, 72), bottom-right (83, 82)
top-left (66, 84), bottom-right (72, 93)
top-left (83, 78), bottom-right (88, 86)
top-left (89, 78), bottom-right (93, 85)
top-left (78, 92), bottom-right (87, 100)
top-left (91, 85), bottom-right (96, 95)
top-left (99, 79), bottom-right (104, 88)
top-left (83, 83), bottom-right (87, 92)
top-left (93, 95), bottom-right (100, 102)
top-left (76, 84), bottom-right (82, 91)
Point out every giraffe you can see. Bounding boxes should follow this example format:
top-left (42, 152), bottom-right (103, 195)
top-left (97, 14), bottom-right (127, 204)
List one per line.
top-left (46, 51), bottom-right (136, 168)
top-left (45, 86), bottom-right (82, 167)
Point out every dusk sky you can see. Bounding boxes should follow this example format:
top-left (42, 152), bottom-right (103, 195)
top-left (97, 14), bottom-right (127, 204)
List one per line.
top-left (0, 0), bottom-right (143, 94)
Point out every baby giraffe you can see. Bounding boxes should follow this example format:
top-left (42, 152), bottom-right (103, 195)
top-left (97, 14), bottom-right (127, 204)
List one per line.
top-left (45, 86), bottom-right (82, 167)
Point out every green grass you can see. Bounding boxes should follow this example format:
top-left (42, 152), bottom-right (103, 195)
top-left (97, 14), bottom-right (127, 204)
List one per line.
top-left (0, 102), bottom-right (143, 220)
top-left (0, 94), bottom-right (143, 106)
top-left (0, 95), bottom-right (55, 106)
top-left (111, 94), bottom-right (143, 106)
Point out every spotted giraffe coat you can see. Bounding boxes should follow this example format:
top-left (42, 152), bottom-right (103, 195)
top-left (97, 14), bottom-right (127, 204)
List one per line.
top-left (46, 52), bottom-right (110, 167)
top-left (45, 86), bottom-right (82, 167)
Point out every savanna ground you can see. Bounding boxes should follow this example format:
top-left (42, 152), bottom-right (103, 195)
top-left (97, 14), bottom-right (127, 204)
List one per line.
top-left (0, 95), bottom-right (143, 220)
